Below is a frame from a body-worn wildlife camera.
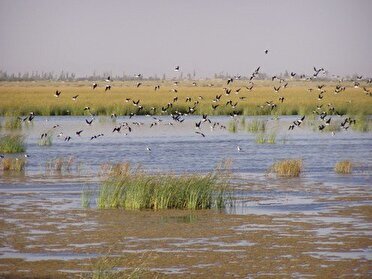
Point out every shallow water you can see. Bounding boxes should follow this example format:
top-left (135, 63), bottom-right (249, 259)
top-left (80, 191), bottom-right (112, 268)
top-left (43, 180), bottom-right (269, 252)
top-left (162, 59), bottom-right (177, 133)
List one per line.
top-left (0, 115), bottom-right (371, 277)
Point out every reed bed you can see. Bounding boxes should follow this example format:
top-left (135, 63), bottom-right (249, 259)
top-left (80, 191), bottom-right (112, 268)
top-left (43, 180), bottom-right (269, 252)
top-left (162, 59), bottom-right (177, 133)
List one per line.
top-left (334, 160), bottom-right (352, 174)
top-left (271, 159), bottom-right (303, 177)
top-left (0, 81), bottom-right (371, 116)
top-left (0, 157), bottom-right (26, 171)
top-left (97, 162), bottom-right (232, 210)
top-left (0, 134), bottom-right (25, 153)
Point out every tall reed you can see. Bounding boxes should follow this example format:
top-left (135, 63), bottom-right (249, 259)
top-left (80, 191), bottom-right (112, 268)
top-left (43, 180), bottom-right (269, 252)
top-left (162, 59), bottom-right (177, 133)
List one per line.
top-left (97, 162), bottom-right (232, 210)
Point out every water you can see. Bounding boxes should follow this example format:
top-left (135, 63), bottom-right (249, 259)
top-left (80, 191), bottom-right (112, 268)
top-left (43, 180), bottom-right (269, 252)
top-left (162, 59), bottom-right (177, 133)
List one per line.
top-left (3, 115), bottom-right (372, 179)
top-left (0, 115), bottom-right (371, 277)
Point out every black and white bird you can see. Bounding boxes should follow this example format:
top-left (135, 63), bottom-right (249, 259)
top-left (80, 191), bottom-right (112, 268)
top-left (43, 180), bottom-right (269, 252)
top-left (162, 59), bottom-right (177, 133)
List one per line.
top-left (92, 83), bottom-right (98, 89)
top-left (174, 66), bottom-right (180, 71)
top-left (85, 118), bottom-right (94, 125)
top-left (294, 115), bottom-right (305, 126)
top-left (72, 95), bottom-right (79, 101)
top-left (54, 90), bottom-right (61, 97)
top-left (195, 131), bottom-right (205, 137)
top-left (90, 133), bottom-right (104, 140)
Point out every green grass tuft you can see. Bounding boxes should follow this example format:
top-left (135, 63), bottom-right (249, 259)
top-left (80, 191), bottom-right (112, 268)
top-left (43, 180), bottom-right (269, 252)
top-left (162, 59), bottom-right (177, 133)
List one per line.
top-left (0, 134), bottom-right (26, 153)
top-left (97, 162), bottom-right (232, 210)
top-left (38, 134), bottom-right (53, 146)
top-left (246, 119), bottom-right (267, 133)
top-left (351, 114), bottom-right (371, 132)
top-left (81, 186), bottom-right (94, 208)
top-left (255, 133), bottom-right (276, 144)
top-left (4, 116), bottom-right (22, 130)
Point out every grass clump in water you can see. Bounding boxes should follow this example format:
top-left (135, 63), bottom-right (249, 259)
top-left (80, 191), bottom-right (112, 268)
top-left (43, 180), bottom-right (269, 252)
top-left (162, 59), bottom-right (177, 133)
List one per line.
top-left (0, 134), bottom-right (26, 153)
top-left (227, 120), bottom-right (238, 133)
top-left (351, 114), bottom-right (371, 132)
top-left (334, 160), bottom-right (352, 174)
top-left (271, 159), bottom-right (302, 177)
top-left (81, 186), bottom-right (94, 208)
top-left (46, 156), bottom-right (75, 174)
top-left (246, 119), bottom-right (266, 133)
top-left (97, 162), bottom-right (232, 210)
top-left (84, 252), bottom-right (157, 279)
top-left (4, 116), bottom-right (22, 130)
top-left (38, 133), bottom-right (53, 146)
top-left (0, 157), bottom-right (26, 172)
top-left (255, 133), bottom-right (276, 144)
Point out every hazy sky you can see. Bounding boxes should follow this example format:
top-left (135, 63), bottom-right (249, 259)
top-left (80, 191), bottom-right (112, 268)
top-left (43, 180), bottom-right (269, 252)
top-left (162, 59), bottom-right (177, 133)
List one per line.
top-left (0, 0), bottom-right (371, 78)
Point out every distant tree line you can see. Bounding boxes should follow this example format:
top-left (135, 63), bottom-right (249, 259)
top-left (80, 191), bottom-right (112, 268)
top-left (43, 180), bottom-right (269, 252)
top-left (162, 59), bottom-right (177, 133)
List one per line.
top-left (0, 69), bottom-right (366, 82)
top-left (0, 70), bottom-right (164, 82)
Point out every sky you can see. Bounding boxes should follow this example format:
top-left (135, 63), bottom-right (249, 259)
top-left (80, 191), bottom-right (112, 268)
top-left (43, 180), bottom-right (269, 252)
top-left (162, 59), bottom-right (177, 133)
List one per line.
top-left (0, 0), bottom-right (371, 78)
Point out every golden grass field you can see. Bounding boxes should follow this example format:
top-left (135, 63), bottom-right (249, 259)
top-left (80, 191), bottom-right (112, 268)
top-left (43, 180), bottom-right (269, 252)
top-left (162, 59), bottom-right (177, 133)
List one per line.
top-left (0, 80), bottom-right (371, 116)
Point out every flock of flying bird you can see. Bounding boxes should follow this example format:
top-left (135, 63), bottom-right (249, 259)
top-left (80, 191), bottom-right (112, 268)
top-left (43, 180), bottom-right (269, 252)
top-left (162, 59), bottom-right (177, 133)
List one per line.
top-left (10, 49), bottom-right (372, 154)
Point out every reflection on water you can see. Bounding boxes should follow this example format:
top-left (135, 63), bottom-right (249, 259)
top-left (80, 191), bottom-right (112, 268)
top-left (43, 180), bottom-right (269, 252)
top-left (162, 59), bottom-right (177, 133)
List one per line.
top-left (0, 116), bottom-right (371, 277)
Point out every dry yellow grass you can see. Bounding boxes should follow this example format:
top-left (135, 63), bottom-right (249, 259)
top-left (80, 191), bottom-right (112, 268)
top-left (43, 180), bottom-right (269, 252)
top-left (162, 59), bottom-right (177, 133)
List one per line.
top-left (334, 160), bottom-right (352, 174)
top-left (0, 157), bottom-right (26, 171)
top-left (271, 159), bottom-right (303, 177)
top-left (0, 80), bottom-right (371, 116)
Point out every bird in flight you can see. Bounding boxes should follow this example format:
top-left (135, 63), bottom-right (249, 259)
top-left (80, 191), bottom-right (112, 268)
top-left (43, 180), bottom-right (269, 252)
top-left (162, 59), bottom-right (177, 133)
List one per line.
top-left (76, 130), bottom-right (83, 136)
top-left (264, 49), bottom-right (269, 54)
top-left (54, 90), bottom-right (61, 97)
top-left (195, 131), bottom-right (205, 137)
top-left (85, 118), bottom-right (94, 125)
top-left (174, 66), bottom-right (180, 71)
